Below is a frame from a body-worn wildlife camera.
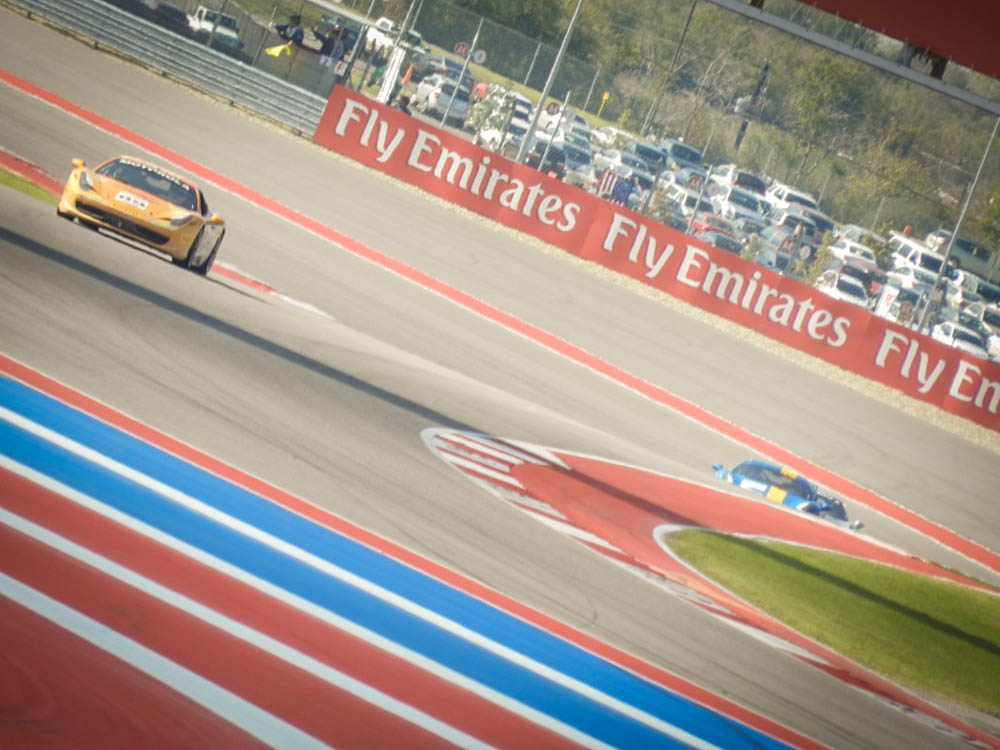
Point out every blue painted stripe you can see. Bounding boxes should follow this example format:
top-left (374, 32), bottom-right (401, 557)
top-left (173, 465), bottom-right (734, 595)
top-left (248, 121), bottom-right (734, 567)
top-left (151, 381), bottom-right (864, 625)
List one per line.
top-left (0, 377), bottom-right (793, 750)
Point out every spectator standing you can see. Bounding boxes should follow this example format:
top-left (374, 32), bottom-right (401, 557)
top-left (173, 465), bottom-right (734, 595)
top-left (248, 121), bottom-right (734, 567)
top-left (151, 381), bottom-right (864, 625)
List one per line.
top-left (315, 23), bottom-right (345, 67)
top-left (275, 14), bottom-right (305, 47)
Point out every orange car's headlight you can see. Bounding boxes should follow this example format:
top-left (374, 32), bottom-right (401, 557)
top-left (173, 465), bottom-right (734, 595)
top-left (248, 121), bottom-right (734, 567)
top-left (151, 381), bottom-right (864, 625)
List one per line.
top-left (169, 214), bottom-right (195, 227)
top-left (78, 170), bottom-right (94, 191)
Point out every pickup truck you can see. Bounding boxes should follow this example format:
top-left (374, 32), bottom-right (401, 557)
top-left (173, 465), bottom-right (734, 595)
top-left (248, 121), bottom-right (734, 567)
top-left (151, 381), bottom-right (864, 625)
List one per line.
top-left (365, 16), bottom-right (424, 55)
top-left (187, 5), bottom-right (244, 57)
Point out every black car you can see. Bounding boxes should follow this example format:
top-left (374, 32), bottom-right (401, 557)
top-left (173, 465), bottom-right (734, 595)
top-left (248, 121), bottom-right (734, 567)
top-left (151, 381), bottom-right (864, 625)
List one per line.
top-left (150, 1), bottom-right (192, 38)
top-left (525, 143), bottom-right (567, 180)
top-left (839, 260), bottom-right (888, 297)
top-left (696, 230), bottom-right (743, 255)
top-left (312, 15), bottom-right (362, 56)
top-left (410, 54), bottom-right (473, 87)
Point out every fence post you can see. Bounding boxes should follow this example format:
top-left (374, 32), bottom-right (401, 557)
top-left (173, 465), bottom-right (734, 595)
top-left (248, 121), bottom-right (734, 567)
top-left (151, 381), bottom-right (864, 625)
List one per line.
top-left (523, 38), bottom-right (541, 87)
top-left (252, 2), bottom-right (279, 66)
top-left (207, 0), bottom-right (229, 51)
top-left (441, 16), bottom-right (483, 126)
top-left (583, 64), bottom-right (600, 112)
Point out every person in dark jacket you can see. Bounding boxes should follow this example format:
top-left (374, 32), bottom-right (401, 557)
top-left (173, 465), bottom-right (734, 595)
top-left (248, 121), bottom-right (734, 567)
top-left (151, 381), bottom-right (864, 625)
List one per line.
top-left (315, 21), bottom-right (345, 67)
top-left (275, 14), bottom-right (305, 47)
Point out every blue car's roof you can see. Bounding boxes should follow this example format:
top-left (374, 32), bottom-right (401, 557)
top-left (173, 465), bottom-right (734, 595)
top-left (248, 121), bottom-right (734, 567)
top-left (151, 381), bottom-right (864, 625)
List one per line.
top-left (731, 460), bottom-right (817, 502)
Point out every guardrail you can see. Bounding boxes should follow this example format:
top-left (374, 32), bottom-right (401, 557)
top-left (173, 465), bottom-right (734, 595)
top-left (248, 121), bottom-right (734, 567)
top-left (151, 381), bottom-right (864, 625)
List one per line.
top-left (5, 0), bottom-right (327, 134)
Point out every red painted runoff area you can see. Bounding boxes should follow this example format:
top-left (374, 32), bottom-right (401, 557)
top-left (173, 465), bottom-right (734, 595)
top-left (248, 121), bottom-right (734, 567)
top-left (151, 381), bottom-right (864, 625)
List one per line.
top-left (425, 428), bottom-right (1000, 750)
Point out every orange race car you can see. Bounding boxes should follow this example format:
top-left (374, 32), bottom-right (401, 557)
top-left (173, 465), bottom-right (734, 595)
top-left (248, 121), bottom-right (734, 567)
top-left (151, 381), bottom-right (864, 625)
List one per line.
top-left (57, 155), bottom-right (225, 275)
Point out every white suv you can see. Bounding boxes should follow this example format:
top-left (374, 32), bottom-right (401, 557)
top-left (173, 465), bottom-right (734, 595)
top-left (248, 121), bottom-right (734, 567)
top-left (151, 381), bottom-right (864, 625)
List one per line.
top-left (412, 75), bottom-right (471, 126)
top-left (764, 182), bottom-right (819, 214)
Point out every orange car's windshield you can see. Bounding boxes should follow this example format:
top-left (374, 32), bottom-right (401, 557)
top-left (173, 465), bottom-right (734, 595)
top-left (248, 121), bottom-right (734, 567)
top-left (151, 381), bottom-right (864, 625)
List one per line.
top-left (96, 158), bottom-right (198, 212)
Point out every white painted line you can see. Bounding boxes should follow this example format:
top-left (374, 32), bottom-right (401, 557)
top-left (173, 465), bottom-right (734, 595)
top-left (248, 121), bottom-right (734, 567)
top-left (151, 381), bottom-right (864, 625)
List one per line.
top-left (437, 451), bottom-right (524, 487)
top-left (437, 434), bottom-right (525, 465)
top-left (0, 572), bottom-right (331, 750)
top-left (464, 434), bottom-right (557, 466)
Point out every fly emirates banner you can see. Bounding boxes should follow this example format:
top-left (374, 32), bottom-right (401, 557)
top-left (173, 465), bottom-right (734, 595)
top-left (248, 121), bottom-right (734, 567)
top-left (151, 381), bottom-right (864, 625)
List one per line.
top-left (314, 86), bottom-right (1000, 432)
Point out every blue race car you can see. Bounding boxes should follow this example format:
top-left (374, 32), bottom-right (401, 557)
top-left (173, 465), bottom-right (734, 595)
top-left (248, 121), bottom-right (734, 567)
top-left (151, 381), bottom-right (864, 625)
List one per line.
top-left (712, 459), bottom-right (863, 530)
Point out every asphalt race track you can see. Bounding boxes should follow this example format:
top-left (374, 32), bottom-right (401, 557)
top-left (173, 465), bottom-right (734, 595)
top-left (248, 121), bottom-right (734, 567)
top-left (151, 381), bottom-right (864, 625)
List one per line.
top-left (1, 8), bottom-right (998, 749)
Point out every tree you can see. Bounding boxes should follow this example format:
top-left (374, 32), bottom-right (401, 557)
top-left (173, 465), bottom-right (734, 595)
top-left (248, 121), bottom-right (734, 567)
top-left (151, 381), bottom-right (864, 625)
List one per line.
top-left (979, 189), bottom-right (1000, 250)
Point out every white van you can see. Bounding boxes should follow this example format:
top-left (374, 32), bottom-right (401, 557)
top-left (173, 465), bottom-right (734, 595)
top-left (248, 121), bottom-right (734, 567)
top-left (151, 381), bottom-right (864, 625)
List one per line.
top-left (925, 229), bottom-right (1000, 280)
top-left (887, 232), bottom-right (947, 276)
top-left (764, 182), bottom-right (819, 213)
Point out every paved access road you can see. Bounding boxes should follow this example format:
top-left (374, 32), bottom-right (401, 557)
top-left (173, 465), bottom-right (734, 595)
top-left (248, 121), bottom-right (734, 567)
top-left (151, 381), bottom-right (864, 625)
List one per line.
top-left (1, 8), bottom-right (997, 749)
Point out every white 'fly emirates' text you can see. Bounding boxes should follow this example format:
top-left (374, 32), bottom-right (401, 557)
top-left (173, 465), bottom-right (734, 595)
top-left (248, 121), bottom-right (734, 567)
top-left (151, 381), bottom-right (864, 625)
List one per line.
top-left (333, 99), bottom-right (581, 233)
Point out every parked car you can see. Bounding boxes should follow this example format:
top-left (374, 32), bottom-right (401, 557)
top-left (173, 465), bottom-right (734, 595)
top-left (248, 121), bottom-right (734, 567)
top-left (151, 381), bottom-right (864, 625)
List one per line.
top-left (815, 270), bottom-right (871, 308)
top-left (538, 106), bottom-right (588, 133)
top-left (712, 460), bottom-right (863, 530)
top-left (931, 321), bottom-right (990, 359)
top-left (836, 224), bottom-right (886, 248)
top-left (475, 116), bottom-right (530, 152)
top-left (925, 228), bottom-right (1000, 278)
top-left (410, 54), bottom-right (472, 87)
top-left (366, 16), bottom-right (423, 54)
top-left (690, 212), bottom-right (736, 237)
top-left (886, 264), bottom-right (938, 291)
top-left (957, 302), bottom-right (1000, 360)
top-left (188, 5), bottom-right (243, 57)
top-left (626, 141), bottom-right (668, 173)
top-left (524, 138), bottom-right (567, 180)
top-left (311, 15), bottom-right (362, 61)
top-left (964, 301), bottom-right (1000, 334)
top-left (873, 284), bottom-right (926, 327)
top-left (664, 184), bottom-right (714, 218)
top-left (412, 75), bottom-right (471, 126)
top-left (145, 1), bottom-right (192, 37)
top-left (800, 206), bottom-right (834, 238)
top-left (730, 215), bottom-right (767, 240)
top-left (839, 260), bottom-right (888, 298)
top-left (888, 231), bottom-right (946, 275)
top-left (710, 164), bottom-right (767, 196)
top-left (653, 204), bottom-right (690, 232)
top-left (770, 207), bottom-right (818, 243)
top-left (764, 182), bottom-right (819, 213)
top-left (562, 142), bottom-right (597, 192)
top-left (659, 166), bottom-right (709, 191)
top-left (711, 185), bottom-right (765, 223)
top-left (593, 148), bottom-right (646, 175)
top-left (553, 125), bottom-right (592, 151)
top-left (591, 126), bottom-right (629, 148)
top-left (829, 238), bottom-right (878, 266)
top-left (696, 231), bottom-right (743, 254)
top-left (659, 137), bottom-right (703, 171)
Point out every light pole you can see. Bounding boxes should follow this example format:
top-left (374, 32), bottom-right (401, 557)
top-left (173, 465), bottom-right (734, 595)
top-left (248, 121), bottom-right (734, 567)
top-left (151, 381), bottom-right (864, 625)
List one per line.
top-left (917, 115), bottom-right (1000, 332)
top-left (516, 0), bottom-right (585, 163)
top-left (441, 17), bottom-right (483, 127)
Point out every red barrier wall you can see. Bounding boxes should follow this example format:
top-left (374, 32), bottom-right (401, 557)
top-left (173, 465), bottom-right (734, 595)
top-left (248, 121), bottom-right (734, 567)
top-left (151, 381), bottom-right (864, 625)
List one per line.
top-left (313, 87), bottom-right (1000, 432)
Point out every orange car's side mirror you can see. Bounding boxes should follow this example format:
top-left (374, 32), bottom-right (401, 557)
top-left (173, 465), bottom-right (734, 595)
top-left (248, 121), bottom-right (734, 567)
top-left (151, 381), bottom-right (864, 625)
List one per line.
top-left (71, 158), bottom-right (86, 169)
top-left (207, 215), bottom-right (224, 226)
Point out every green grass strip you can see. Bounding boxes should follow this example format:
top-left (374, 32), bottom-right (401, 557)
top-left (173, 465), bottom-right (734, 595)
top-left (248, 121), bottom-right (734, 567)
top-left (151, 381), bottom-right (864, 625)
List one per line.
top-left (0, 166), bottom-right (58, 206)
top-left (667, 529), bottom-right (1000, 715)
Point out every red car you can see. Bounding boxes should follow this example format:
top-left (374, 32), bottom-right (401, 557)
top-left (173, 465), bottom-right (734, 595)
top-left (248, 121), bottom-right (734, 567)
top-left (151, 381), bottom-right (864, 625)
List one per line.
top-left (689, 213), bottom-right (736, 238)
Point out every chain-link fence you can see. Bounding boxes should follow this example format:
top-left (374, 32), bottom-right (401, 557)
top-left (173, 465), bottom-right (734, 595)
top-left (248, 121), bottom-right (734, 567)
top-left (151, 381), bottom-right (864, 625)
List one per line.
top-left (411, 0), bottom-right (612, 116)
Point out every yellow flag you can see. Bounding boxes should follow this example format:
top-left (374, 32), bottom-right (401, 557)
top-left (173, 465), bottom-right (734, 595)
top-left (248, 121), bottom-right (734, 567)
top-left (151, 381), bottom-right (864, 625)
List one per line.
top-left (265, 42), bottom-right (291, 57)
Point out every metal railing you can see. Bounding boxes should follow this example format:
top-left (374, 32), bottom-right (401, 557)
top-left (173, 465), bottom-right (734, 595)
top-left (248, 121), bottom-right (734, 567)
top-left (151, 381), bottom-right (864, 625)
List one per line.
top-left (5, 0), bottom-right (328, 133)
